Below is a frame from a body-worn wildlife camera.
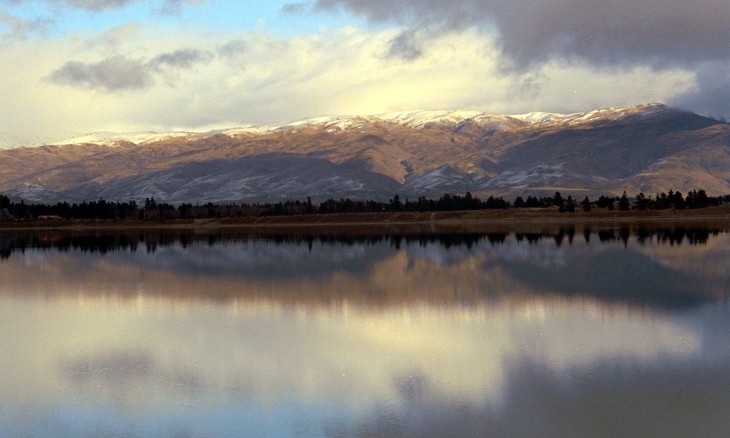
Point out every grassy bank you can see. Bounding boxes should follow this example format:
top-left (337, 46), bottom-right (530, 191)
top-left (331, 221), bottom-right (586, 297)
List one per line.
top-left (2, 204), bottom-right (730, 233)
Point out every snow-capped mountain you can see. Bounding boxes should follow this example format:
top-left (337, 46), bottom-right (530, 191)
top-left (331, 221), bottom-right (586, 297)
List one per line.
top-left (0, 104), bottom-right (728, 203)
top-left (52, 131), bottom-right (203, 147)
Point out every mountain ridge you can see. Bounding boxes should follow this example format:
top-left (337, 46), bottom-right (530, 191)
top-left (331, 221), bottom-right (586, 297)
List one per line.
top-left (1, 103), bottom-right (728, 204)
top-left (50, 103), bottom-right (672, 147)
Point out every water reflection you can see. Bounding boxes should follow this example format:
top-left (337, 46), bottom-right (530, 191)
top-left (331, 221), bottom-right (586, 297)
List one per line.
top-left (1, 227), bottom-right (727, 309)
top-left (0, 227), bottom-right (728, 436)
top-left (0, 225), bottom-right (725, 258)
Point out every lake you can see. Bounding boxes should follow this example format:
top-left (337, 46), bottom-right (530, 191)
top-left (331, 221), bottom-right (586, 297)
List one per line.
top-left (0, 225), bottom-right (729, 437)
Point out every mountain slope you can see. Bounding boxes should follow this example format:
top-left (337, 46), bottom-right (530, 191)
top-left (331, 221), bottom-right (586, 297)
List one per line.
top-left (0, 104), bottom-right (728, 203)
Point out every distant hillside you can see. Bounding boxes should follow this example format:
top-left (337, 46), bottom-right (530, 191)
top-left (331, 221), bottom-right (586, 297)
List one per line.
top-left (0, 104), bottom-right (728, 203)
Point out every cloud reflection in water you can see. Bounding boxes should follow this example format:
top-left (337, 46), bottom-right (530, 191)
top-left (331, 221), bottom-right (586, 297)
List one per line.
top-left (0, 229), bottom-right (728, 436)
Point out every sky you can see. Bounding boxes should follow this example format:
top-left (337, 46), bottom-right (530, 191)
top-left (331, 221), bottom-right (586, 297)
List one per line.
top-left (0, 0), bottom-right (728, 147)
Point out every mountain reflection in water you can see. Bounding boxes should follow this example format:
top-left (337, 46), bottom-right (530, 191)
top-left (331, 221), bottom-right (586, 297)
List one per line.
top-left (0, 226), bottom-right (727, 309)
top-left (0, 226), bottom-right (728, 437)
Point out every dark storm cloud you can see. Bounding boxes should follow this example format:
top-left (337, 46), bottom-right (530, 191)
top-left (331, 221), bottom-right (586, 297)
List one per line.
top-left (385, 29), bottom-right (423, 61)
top-left (288, 0), bottom-right (730, 69)
top-left (47, 49), bottom-right (212, 92)
top-left (669, 62), bottom-right (730, 121)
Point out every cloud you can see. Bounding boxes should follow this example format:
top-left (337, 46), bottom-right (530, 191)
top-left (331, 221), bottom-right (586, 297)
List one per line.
top-left (384, 29), bottom-right (423, 61)
top-left (0, 24), bottom-right (702, 147)
top-left (63, 0), bottom-right (137, 11)
top-left (47, 55), bottom-right (152, 91)
top-left (218, 39), bottom-right (247, 58)
top-left (148, 48), bottom-right (212, 70)
top-left (280, 2), bottom-right (309, 15)
top-left (291, 0), bottom-right (730, 70)
top-left (93, 23), bottom-right (145, 49)
top-left (5, 0), bottom-right (206, 13)
top-left (157, 0), bottom-right (207, 15)
top-left (0, 11), bottom-right (51, 40)
top-left (47, 49), bottom-right (212, 91)
top-left (669, 61), bottom-right (730, 121)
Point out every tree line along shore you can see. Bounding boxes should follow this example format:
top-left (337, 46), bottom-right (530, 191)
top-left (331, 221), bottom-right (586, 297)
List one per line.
top-left (1, 190), bottom-right (729, 223)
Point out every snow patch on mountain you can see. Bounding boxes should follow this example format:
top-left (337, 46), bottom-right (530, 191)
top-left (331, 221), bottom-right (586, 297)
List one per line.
top-left (219, 126), bottom-right (275, 136)
top-left (281, 115), bottom-right (383, 132)
top-left (6, 183), bottom-right (63, 203)
top-left (403, 165), bottom-right (486, 194)
top-left (279, 104), bottom-right (669, 133)
top-left (378, 110), bottom-right (484, 128)
top-left (53, 131), bottom-right (199, 146)
top-left (2, 103), bottom-right (726, 204)
top-left (485, 164), bottom-right (567, 189)
top-left (509, 103), bottom-right (668, 127)
top-left (46, 103), bottom-right (673, 147)
top-left (509, 112), bottom-right (565, 125)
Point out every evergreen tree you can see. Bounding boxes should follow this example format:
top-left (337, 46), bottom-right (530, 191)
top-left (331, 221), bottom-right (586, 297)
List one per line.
top-left (565, 195), bottom-right (575, 213)
top-left (553, 191), bottom-right (564, 210)
top-left (525, 196), bottom-right (540, 208)
top-left (581, 196), bottom-right (591, 212)
top-left (671, 191), bottom-right (685, 209)
top-left (618, 191), bottom-right (630, 211)
top-left (389, 194), bottom-right (402, 212)
top-left (635, 192), bottom-right (648, 211)
top-left (597, 195), bottom-right (612, 209)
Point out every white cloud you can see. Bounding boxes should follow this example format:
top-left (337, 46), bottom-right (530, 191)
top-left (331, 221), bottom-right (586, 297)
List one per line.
top-left (0, 25), bottom-right (700, 148)
top-left (4, 0), bottom-right (207, 13)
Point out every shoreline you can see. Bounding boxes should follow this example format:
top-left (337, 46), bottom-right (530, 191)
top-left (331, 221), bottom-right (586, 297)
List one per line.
top-left (2, 205), bottom-right (730, 233)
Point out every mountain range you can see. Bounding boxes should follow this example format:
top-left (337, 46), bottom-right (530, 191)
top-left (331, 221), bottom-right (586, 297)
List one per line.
top-left (1, 103), bottom-right (728, 204)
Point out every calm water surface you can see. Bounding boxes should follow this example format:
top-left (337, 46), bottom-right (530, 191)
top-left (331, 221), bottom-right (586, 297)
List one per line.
top-left (0, 227), bottom-right (729, 437)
